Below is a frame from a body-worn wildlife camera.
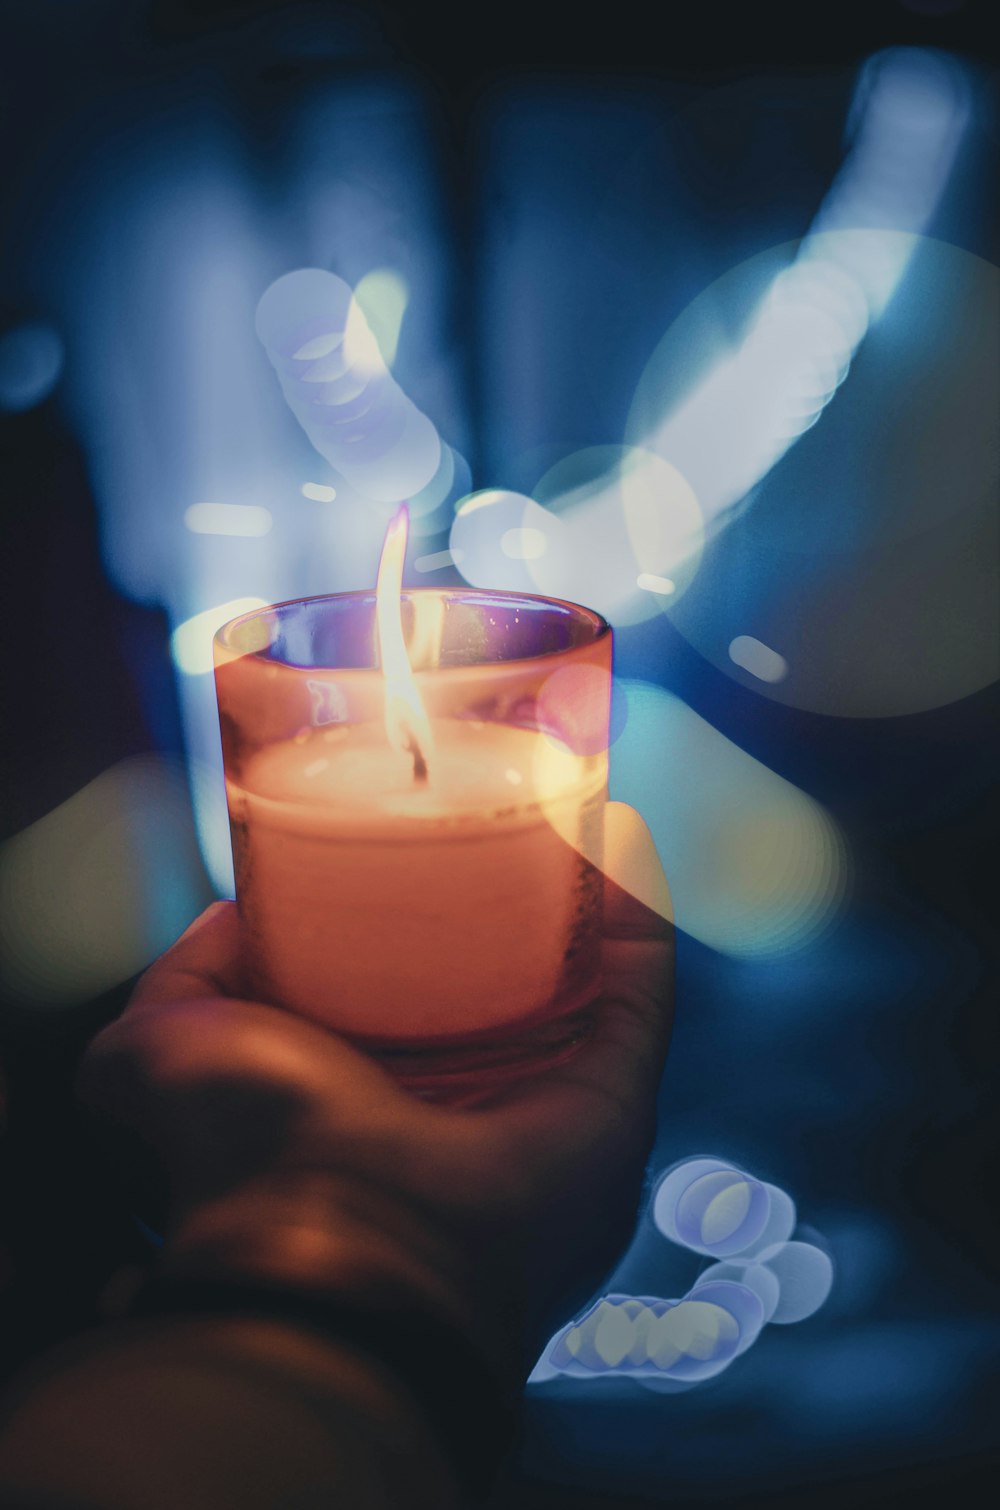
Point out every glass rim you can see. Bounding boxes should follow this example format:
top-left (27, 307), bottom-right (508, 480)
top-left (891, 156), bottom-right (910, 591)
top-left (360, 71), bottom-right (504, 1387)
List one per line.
top-left (214, 587), bottom-right (611, 677)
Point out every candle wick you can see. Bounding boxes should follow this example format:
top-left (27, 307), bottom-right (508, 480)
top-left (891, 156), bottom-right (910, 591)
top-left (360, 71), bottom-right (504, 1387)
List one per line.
top-left (405, 729), bottom-right (428, 783)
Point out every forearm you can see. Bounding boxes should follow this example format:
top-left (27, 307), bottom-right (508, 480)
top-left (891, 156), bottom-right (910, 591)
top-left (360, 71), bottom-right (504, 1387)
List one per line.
top-left (0, 1172), bottom-right (519, 1509)
top-left (0, 1314), bottom-right (465, 1510)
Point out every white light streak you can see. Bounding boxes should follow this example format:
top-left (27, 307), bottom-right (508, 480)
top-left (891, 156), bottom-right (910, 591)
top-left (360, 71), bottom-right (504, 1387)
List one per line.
top-left (729, 635), bottom-right (789, 683)
top-left (643, 50), bottom-right (968, 532)
top-left (450, 48), bottom-right (969, 626)
top-left (184, 502), bottom-right (273, 537)
top-left (300, 482), bottom-right (338, 502)
top-left (637, 573), bottom-right (676, 595)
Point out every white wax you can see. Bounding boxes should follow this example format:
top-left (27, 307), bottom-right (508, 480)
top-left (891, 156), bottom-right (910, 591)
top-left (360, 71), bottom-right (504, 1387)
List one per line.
top-left (227, 720), bottom-right (605, 1037)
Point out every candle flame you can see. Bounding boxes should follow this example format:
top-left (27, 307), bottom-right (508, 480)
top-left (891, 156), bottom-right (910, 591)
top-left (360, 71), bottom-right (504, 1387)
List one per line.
top-left (376, 505), bottom-right (433, 781)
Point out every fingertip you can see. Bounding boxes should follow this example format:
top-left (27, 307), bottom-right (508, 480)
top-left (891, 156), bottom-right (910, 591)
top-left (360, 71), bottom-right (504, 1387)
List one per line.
top-left (181, 899), bottom-right (237, 939)
top-left (130, 901), bottom-right (242, 1005)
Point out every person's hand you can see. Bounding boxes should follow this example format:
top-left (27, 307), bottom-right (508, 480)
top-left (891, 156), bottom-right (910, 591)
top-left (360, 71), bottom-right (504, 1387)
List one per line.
top-left (78, 801), bottom-right (673, 1385)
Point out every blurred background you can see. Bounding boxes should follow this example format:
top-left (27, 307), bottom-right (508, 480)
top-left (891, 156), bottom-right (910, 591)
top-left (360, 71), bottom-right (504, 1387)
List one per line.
top-left (0, 1), bottom-right (997, 1504)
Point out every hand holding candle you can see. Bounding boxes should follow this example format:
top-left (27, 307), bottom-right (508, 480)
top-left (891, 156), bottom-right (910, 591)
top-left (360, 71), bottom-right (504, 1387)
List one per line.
top-left (213, 508), bottom-right (614, 1094)
top-left (78, 803), bottom-right (673, 1382)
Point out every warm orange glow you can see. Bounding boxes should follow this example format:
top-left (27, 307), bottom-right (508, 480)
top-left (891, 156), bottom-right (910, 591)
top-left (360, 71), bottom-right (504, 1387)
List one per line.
top-left (375, 504), bottom-right (434, 780)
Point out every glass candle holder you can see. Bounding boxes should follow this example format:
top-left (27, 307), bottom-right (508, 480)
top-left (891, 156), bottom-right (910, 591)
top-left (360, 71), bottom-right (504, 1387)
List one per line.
top-left (214, 589), bottom-right (611, 1096)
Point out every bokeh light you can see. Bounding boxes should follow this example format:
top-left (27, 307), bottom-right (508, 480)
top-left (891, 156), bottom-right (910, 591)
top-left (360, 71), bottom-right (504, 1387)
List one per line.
top-left (255, 267), bottom-right (441, 503)
top-left (636, 236), bottom-right (1000, 717)
top-left (8, 31), bottom-right (978, 1485)
top-left (0, 322), bottom-right (64, 412)
top-left (450, 487), bottom-right (572, 593)
top-left (502, 525), bottom-right (547, 560)
top-left (454, 51), bottom-right (972, 666)
top-left (652, 1158), bottom-right (771, 1257)
top-left (450, 49), bottom-right (976, 681)
top-left (0, 757), bottom-right (213, 1008)
top-left (636, 1297), bottom-right (741, 1379)
top-left (675, 1280), bottom-right (767, 1368)
top-left (300, 482), bottom-right (338, 502)
top-left (547, 1288), bottom-right (753, 1383)
top-left (754, 1241), bottom-right (835, 1324)
top-left (636, 573), bottom-right (675, 597)
top-left (728, 635), bottom-right (788, 684)
top-left (733, 1183), bottom-right (798, 1258)
top-left (537, 663), bottom-right (614, 758)
top-left (183, 502), bottom-right (273, 537)
top-left (533, 446), bottom-right (704, 622)
top-left (674, 1169), bottom-right (771, 1255)
top-left (818, 49), bottom-right (968, 272)
top-left (534, 1159), bottom-right (836, 1391)
top-left (170, 596), bottom-right (270, 677)
top-left (628, 48), bottom-right (969, 531)
top-left (693, 1261), bottom-right (782, 1328)
top-left (449, 448), bottom-right (703, 624)
top-left (352, 266), bottom-right (409, 367)
top-left (610, 681), bottom-right (847, 956)
top-left (408, 444), bottom-right (471, 528)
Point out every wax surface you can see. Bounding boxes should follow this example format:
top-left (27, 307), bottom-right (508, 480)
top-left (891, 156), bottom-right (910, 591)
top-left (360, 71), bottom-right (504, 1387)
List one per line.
top-left (227, 720), bottom-right (606, 1038)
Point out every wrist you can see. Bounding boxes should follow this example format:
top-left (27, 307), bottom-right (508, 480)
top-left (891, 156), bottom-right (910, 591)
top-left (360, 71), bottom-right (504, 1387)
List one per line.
top-left (0, 1313), bottom-right (468, 1509)
top-left (162, 1170), bottom-right (473, 1337)
top-left (128, 1262), bottom-right (521, 1500)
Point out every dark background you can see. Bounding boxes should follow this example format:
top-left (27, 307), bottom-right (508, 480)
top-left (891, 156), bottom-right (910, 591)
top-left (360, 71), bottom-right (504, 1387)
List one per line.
top-left (1, 2), bottom-right (998, 1506)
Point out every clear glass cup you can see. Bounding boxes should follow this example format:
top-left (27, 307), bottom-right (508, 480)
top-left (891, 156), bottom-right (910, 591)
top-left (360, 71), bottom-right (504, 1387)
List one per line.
top-left (214, 588), bottom-right (611, 1097)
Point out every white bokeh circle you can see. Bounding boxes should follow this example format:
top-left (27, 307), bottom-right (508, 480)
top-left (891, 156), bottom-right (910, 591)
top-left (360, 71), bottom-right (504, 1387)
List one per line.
top-left (626, 236), bottom-right (999, 717)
